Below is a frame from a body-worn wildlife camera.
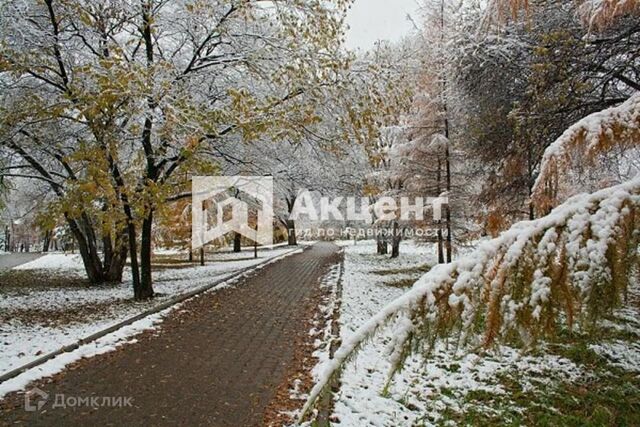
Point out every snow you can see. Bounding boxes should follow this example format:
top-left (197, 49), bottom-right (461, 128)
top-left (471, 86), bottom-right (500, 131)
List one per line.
top-left (533, 92), bottom-right (640, 200)
top-left (298, 261), bottom-right (342, 406)
top-left (308, 177), bottom-right (640, 406)
top-left (13, 253), bottom-right (84, 271)
top-left (0, 305), bottom-right (174, 399)
top-left (590, 340), bottom-right (640, 373)
top-left (579, 0), bottom-right (640, 28)
top-left (590, 279), bottom-right (640, 373)
top-left (301, 240), bottom-right (626, 425)
top-left (0, 246), bottom-right (303, 382)
top-left (12, 245), bottom-right (295, 272)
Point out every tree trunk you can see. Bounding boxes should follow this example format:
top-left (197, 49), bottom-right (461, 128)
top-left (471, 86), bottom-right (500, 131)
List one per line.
top-left (42, 230), bottom-right (51, 253)
top-left (436, 154), bottom-right (445, 264)
top-left (104, 139), bottom-right (141, 289)
top-left (103, 232), bottom-right (113, 272)
top-left (133, 0), bottom-right (156, 301)
top-left (391, 221), bottom-right (400, 258)
top-left (437, 222), bottom-right (445, 264)
top-left (440, 5), bottom-right (453, 264)
top-left (233, 232), bottom-right (242, 252)
top-left (444, 110), bottom-right (452, 263)
top-left (529, 203), bottom-right (535, 220)
top-left (136, 212), bottom-right (154, 300)
top-left (377, 232), bottom-right (388, 255)
top-left (444, 144), bottom-right (452, 263)
top-left (5, 226), bottom-right (10, 252)
top-left (445, 210), bottom-right (452, 263)
top-left (100, 229), bottom-right (127, 282)
top-left (126, 219), bottom-right (141, 294)
top-left (105, 232), bottom-right (128, 282)
top-left (285, 195), bottom-right (298, 246)
top-left (66, 216), bottom-right (104, 283)
top-left (391, 239), bottom-right (400, 258)
top-left (286, 219), bottom-right (297, 246)
top-left (58, 215), bottom-right (125, 284)
top-left (528, 144), bottom-right (535, 221)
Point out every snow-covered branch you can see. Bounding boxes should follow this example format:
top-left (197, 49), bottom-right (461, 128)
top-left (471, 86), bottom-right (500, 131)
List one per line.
top-left (532, 92), bottom-right (640, 208)
top-left (301, 176), bottom-right (640, 421)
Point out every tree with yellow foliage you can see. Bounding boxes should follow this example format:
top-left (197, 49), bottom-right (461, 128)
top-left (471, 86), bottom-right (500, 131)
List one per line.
top-left (0, 0), bottom-right (358, 299)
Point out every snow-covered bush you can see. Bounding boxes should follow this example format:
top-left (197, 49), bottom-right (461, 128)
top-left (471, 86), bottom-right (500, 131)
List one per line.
top-left (486, 0), bottom-right (639, 28)
top-left (533, 92), bottom-right (640, 210)
top-left (300, 177), bottom-right (640, 420)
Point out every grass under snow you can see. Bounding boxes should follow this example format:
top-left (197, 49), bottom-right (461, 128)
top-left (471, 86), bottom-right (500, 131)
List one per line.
top-left (325, 240), bottom-right (640, 426)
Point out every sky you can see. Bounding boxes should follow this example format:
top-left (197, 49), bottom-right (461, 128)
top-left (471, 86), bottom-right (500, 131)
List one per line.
top-left (344, 0), bottom-right (421, 51)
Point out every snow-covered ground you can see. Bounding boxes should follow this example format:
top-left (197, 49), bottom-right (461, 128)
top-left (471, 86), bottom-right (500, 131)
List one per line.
top-left (13, 253), bottom-right (84, 271)
top-left (0, 246), bottom-right (299, 376)
top-left (590, 289), bottom-right (640, 373)
top-left (309, 240), bottom-right (640, 426)
top-left (0, 304), bottom-right (176, 398)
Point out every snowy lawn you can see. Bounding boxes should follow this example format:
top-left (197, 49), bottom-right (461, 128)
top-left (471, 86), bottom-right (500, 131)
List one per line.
top-left (313, 240), bottom-right (640, 426)
top-left (0, 246), bottom-right (299, 376)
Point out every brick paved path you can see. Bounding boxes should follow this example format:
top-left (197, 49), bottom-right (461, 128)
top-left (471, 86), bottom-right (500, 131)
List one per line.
top-left (1, 242), bottom-right (341, 426)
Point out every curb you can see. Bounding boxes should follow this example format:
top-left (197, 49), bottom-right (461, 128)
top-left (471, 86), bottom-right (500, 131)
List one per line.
top-left (314, 248), bottom-right (345, 426)
top-left (0, 244), bottom-right (312, 384)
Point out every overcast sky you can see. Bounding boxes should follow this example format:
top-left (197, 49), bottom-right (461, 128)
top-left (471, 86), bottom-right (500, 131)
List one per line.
top-left (344, 0), bottom-right (420, 51)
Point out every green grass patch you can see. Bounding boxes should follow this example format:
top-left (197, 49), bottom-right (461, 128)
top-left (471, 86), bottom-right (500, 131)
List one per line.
top-left (383, 277), bottom-right (417, 288)
top-left (372, 264), bottom-right (432, 276)
top-left (0, 270), bottom-right (88, 290)
top-left (440, 337), bottom-right (640, 426)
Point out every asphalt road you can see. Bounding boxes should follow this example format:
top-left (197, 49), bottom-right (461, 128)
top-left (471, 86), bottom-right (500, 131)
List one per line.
top-left (0, 253), bottom-right (42, 270)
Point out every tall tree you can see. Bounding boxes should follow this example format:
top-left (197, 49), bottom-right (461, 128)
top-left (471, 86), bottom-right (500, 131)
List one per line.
top-left (0, 0), bottom-right (353, 298)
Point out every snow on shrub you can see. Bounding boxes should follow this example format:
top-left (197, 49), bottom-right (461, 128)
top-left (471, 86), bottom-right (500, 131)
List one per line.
top-left (485, 0), bottom-right (640, 29)
top-left (533, 92), bottom-right (640, 210)
top-left (300, 177), bottom-right (640, 421)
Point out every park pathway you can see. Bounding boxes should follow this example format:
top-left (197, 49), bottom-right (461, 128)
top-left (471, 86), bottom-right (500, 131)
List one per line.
top-left (1, 242), bottom-right (341, 426)
top-left (0, 253), bottom-right (42, 270)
